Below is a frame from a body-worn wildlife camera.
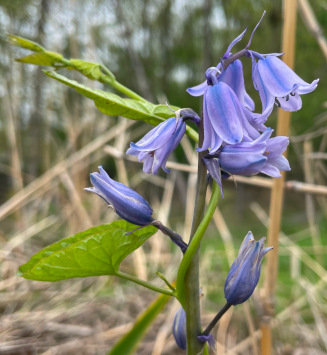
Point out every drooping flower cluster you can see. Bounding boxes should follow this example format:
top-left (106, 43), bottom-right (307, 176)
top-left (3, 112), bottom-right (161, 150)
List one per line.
top-left (188, 17), bottom-right (318, 195)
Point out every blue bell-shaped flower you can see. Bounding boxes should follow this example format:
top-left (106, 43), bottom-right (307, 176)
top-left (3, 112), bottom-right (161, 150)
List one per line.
top-left (85, 166), bottom-right (153, 226)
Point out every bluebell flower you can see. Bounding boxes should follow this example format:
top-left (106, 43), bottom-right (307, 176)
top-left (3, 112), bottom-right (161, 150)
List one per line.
top-left (218, 127), bottom-right (290, 177)
top-left (251, 53), bottom-right (319, 117)
top-left (126, 109), bottom-right (197, 174)
top-left (187, 27), bottom-right (254, 111)
top-left (172, 307), bottom-right (187, 350)
top-left (224, 232), bottom-right (273, 305)
top-left (187, 42), bottom-right (265, 153)
top-left (85, 166), bottom-right (153, 226)
top-left (203, 128), bottom-right (290, 197)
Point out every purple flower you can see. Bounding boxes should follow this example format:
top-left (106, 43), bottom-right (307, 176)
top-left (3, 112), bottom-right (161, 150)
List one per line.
top-left (203, 128), bottom-right (290, 197)
top-left (186, 26), bottom-right (271, 153)
top-left (252, 54), bottom-right (319, 116)
top-left (85, 166), bottom-right (153, 226)
top-left (224, 232), bottom-right (273, 305)
top-left (126, 115), bottom-right (188, 175)
top-left (219, 59), bottom-right (255, 111)
top-left (187, 62), bottom-right (264, 153)
top-left (172, 307), bottom-right (187, 350)
top-left (218, 127), bottom-right (290, 177)
top-left (187, 27), bottom-right (254, 111)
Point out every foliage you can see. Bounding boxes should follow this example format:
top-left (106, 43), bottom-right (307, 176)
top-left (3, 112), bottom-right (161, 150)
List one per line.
top-left (19, 221), bottom-right (157, 281)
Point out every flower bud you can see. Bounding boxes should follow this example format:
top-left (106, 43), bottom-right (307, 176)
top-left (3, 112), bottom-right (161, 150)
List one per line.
top-left (224, 232), bottom-right (272, 305)
top-left (85, 166), bottom-right (153, 226)
top-left (172, 307), bottom-right (186, 350)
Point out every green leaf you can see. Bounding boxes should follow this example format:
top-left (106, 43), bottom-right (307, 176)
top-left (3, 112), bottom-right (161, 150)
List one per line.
top-left (108, 293), bottom-right (170, 355)
top-left (19, 221), bottom-right (157, 281)
top-left (8, 34), bottom-right (45, 52)
top-left (16, 51), bottom-right (63, 66)
top-left (8, 34), bottom-right (198, 141)
top-left (43, 71), bottom-right (199, 141)
top-left (69, 59), bottom-right (103, 80)
top-left (44, 70), bottom-right (171, 125)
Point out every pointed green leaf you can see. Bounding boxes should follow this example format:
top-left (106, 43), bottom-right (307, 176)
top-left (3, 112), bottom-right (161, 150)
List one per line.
top-left (69, 59), bottom-right (103, 80)
top-left (16, 51), bottom-right (63, 66)
top-left (108, 293), bottom-right (170, 355)
top-left (8, 34), bottom-right (45, 52)
top-left (43, 70), bottom-right (198, 141)
top-left (18, 221), bottom-right (157, 282)
top-left (8, 34), bottom-right (198, 141)
top-left (44, 70), bottom-right (169, 125)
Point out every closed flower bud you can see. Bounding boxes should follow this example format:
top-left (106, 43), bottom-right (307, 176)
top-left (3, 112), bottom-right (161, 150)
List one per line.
top-left (172, 307), bottom-right (187, 350)
top-left (224, 232), bottom-right (273, 305)
top-left (85, 166), bottom-right (153, 226)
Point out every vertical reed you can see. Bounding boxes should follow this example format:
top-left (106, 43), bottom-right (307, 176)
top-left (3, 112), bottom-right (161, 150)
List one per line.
top-left (261, 1), bottom-right (297, 354)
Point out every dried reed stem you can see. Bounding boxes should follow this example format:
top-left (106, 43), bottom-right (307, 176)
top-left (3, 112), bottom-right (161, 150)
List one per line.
top-left (261, 1), bottom-right (297, 354)
top-left (298, 0), bottom-right (327, 60)
top-left (0, 120), bottom-right (135, 221)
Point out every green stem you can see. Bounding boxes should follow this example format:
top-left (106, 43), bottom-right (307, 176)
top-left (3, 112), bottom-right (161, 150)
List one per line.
top-left (176, 181), bottom-right (220, 306)
top-left (179, 116), bottom-right (210, 355)
top-left (116, 271), bottom-right (174, 297)
top-left (102, 76), bottom-right (147, 102)
top-left (156, 272), bottom-right (176, 292)
top-left (203, 344), bottom-right (209, 355)
top-left (60, 57), bottom-right (147, 102)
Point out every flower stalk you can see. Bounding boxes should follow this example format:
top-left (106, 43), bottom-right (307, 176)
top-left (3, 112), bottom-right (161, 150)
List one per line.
top-left (115, 271), bottom-right (174, 296)
top-left (202, 303), bottom-right (232, 336)
top-left (183, 117), bottom-right (208, 354)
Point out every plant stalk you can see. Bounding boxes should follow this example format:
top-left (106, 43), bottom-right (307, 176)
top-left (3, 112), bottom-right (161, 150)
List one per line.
top-left (202, 303), bottom-right (232, 336)
top-left (115, 271), bottom-right (174, 296)
top-left (184, 117), bottom-right (207, 355)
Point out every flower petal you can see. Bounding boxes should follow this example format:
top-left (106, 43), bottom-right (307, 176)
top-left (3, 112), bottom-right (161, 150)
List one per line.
top-left (220, 60), bottom-right (255, 111)
top-left (86, 167), bottom-right (153, 225)
top-left (206, 83), bottom-right (243, 144)
top-left (219, 152), bottom-right (267, 175)
top-left (257, 56), bottom-right (318, 98)
top-left (129, 118), bottom-right (177, 151)
top-left (277, 93), bottom-right (302, 112)
top-left (252, 56), bottom-right (275, 118)
top-left (187, 80), bottom-right (207, 97)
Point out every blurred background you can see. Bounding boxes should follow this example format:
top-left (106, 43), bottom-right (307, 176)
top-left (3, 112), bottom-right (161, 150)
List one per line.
top-left (0, 0), bottom-right (327, 354)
